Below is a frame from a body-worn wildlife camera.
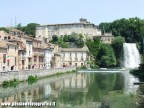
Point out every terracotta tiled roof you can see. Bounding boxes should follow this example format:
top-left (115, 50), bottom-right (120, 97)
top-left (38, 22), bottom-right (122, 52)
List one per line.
top-left (9, 29), bottom-right (24, 33)
top-left (38, 22), bottom-right (96, 27)
top-left (0, 30), bottom-right (8, 36)
top-left (0, 40), bottom-right (18, 48)
top-left (0, 41), bottom-right (7, 48)
top-left (8, 39), bottom-right (23, 42)
top-left (41, 42), bottom-right (54, 49)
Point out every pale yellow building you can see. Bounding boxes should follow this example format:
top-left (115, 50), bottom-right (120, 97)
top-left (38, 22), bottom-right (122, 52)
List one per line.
top-left (47, 43), bottom-right (61, 68)
top-left (0, 30), bottom-right (9, 40)
top-left (0, 41), bottom-right (18, 71)
top-left (60, 46), bottom-right (89, 67)
top-left (0, 42), bottom-right (7, 71)
top-left (36, 18), bottom-right (101, 42)
top-left (94, 33), bottom-right (114, 44)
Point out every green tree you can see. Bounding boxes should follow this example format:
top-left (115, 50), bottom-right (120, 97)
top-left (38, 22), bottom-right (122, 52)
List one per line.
top-left (75, 38), bottom-right (84, 48)
top-left (16, 23), bottom-right (23, 31)
top-left (63, 35), bottom-right (70, 42)
top-left (0, 27), bottom-right (9, 33)
top-left (52, 35), bottom-right (58, 42)
top-left (97, 44), bottom-right (116, 67)
top-left (98, 22), bottom-right (111, 34)
top-left (86, 38), bottom-right (101, 59)
top-left (130, 63), bottom-right (144, 81)
top-left (69, 32), bottom-right (77, 42)
top-left (22, 23), bottom-right (39, 37)
top-left (112, 36), bottom-right (125, 66)
top-left (78, 33), bottom-right (84, 38)
top-left (58, 37), bottom-right (68, 48)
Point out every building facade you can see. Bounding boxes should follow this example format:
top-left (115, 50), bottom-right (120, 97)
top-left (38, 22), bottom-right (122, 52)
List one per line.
top-left (44, 48), bottom-right (53, 69)
top-left (0, 41), bottom-right (18, 71)
top-left (93, 33), bottom-right (114, 44)
top-left (0, 42), bottom-right (7, 71)
top-left (36, 18), bottom-right (101, 42)
top-left (60, 46), bottom-right (89, 67)
top-left (0, 31), bottom-right (9, 40)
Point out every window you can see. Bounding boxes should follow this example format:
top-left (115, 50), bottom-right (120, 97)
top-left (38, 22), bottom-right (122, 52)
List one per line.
top-left (75, 53), bottom-right (78, 61)
top-left (34, 56), bottom-right (37, 62)
top-left (4, 37), bottom-right (7, 40)
top-left (7, 60), bottom-right (9, 66)
top-left (8, 46), bottom-right (9, 52)
top-left (15, 57), bottom-right (17, 65)
top-left (22, 60), bottom-right (24, 65)
top-left (81, 63), bottom-right (83, 66)
top-left (63, 53), bottom-right (65, 58)
top-left (15, 47), bottom-right (16, 52)
top-left (3, 54), bottom-right (6, 63)
top-left (75, 63), bottom-right (77, 66)
top-left (28, 58), bottom-right (31, 62)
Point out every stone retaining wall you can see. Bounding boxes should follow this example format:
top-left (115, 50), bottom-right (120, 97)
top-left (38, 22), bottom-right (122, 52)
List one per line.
top-left (0, 66), bottom-right (76, 85)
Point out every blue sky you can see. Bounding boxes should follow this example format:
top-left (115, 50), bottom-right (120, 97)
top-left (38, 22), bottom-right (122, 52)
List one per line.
top-left (0, 0), bottom-right (144, 27)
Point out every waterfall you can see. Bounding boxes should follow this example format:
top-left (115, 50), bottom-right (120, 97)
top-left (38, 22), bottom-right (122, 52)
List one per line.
top-left (123, 43), bottom-right (141, 68)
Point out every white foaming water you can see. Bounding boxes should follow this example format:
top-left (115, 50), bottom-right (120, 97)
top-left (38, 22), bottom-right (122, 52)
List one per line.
top-left (123, 43), bottom-right (141, 69)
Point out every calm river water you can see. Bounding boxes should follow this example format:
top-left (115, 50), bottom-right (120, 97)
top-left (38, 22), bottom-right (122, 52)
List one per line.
top-left (0, 70), bottom-right (140, 108)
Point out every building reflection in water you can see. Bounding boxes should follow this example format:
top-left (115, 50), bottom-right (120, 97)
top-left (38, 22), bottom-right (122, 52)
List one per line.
top-left (0, 72), bottom-right (128, 108)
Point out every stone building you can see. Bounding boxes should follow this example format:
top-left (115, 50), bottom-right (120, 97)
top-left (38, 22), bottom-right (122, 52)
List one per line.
top-left (36, 18), bottom-right (101, 42)
top-left (94, 33), bottom-right (114, 44)
top-left (0, 41), bottom-right (18, 71)
top-left (7, 29), bottom-right (45, 70)
top-left (60, 46), bottom-right (89, 67)
top-left (0, 41), bottom-right (8, 71)
top-left (8, 39), bottom-right (26, 70)
top-left (47, 43), bottom-right (61, 68)
top-left (0, 30), bottom-right (9, 40)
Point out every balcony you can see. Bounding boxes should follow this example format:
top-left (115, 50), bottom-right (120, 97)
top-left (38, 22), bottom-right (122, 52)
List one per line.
top-left (39, 52), bottom-right (45, 57)
top-left (34, 52), bottom-right (38, 56)
top-left (19, 56), bottom-right (26, 60)
top-left (18, 46), bottom-right (26, 51)
top-left (33, 61), bottom-right (37, 64)
top-left (33, 45), bottom-right (43, 49)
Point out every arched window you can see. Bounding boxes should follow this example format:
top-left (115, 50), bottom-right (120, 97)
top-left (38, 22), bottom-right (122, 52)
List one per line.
top-left (3, 54), bottom-right (6, 63)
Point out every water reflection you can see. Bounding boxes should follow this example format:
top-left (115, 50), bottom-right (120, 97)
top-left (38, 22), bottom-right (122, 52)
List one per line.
top-left (0, 71), bottom-right (139, 108)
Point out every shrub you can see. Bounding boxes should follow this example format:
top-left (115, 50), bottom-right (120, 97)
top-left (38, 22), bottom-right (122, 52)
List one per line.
top-left (2, 79), bottom-right (19, 87)
top-left (2, 81), bottom-right (10, 87)
top-left (28, 75), bottom-right (39, 84)
top-left (130, 64), bottom-right (144, 81)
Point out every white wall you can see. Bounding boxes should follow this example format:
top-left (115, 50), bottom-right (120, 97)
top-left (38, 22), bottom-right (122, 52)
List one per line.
top-left (36, 26), bottom-right (46, 40)
top-left (44, 49), bottom-right (52, 69)
top-left (62, 51), bottom-right (87, 67)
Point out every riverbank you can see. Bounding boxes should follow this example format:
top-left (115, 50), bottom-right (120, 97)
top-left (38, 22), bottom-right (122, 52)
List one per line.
top-left (0, 66), bottom-right (76, 85)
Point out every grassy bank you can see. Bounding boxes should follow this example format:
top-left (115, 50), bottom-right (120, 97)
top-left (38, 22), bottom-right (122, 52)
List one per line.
top-left (102, 91), bottom-right (138, 108)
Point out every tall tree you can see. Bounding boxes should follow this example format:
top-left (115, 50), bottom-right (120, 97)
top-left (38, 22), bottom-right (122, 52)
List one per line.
top-left (22, 23), bottom-right (39, 37)
top-left (112, 36), bottom-right (125, 66)
top-left (86, 38), bottom-right (101, 59)
top-left (96, 44), bottom-right (116, 67)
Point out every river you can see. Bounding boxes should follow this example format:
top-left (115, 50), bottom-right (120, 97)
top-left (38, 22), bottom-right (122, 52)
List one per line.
top-left (0, 70), bottom-right (140, 108)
